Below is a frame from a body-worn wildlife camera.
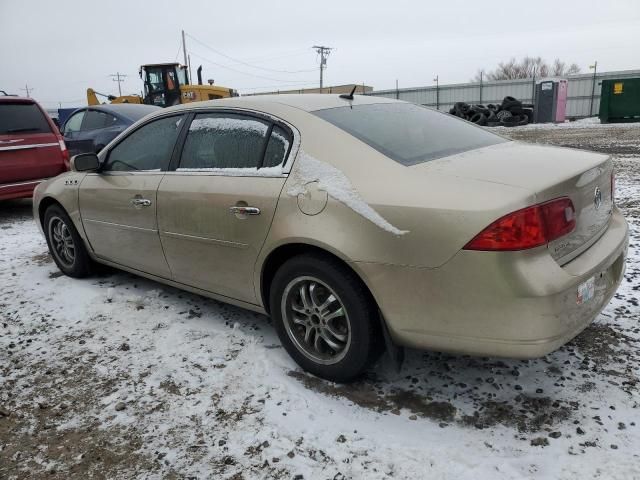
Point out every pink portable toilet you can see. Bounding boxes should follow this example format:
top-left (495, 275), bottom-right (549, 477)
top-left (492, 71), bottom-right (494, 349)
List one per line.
top-left (555, 79), bottom-right (568, 122)
top-left (534, 78), bottom-right (568, 123)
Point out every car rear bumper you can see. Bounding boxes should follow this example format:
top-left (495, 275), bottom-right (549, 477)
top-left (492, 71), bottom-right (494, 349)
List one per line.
top-left (354, 207), bottom-right (629, 358)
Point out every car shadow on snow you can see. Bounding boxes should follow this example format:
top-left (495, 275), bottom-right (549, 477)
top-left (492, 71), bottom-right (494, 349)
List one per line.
top-left (0, 198), bottom-right (33, 226)
top-left (288, 317), bottom-right (639, 436)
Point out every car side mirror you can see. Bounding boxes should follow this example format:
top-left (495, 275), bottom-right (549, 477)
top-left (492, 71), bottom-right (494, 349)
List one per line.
top-left (71, 153), bottom-right (100, 172)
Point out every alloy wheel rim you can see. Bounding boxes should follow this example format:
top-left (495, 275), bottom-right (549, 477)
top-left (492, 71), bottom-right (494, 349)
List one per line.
top-left (49, 217), bottom-right (75, 268)
top-left (281, 276), bottom-right (351, 365)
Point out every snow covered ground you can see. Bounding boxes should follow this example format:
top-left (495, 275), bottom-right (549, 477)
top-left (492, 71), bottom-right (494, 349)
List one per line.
top-left (1, 127), bottom-right (639, 479)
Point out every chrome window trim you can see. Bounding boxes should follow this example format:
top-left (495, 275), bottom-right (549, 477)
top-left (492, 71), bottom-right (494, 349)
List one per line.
top-left (177, 107), bottom-right (300, 175)
top-left (99, 107), bottom-right (300, 177)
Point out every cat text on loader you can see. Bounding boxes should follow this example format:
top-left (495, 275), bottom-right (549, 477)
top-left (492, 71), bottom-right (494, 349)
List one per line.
top-left (86, 63), bottom-right (238, 107)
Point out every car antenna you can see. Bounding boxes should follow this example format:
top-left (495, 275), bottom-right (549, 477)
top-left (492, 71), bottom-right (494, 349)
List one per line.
top-left (339, 85), bottom-right (357, 101)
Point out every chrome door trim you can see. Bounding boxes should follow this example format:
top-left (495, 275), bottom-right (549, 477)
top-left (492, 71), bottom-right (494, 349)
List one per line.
top-left (160, 230), bottom-right (248, 249)
top-left (83, 218), bottom-right (158, 234)
top-left (0, 142), bottom-right (59, 152)
top-left (0, 178), bottom-right (49, 189)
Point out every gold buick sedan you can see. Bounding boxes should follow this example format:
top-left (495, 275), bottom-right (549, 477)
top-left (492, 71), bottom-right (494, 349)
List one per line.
top-left (34, 94), bottom-right (629, 382)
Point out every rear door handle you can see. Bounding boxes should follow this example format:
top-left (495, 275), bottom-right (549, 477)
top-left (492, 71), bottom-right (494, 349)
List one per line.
top-left (130, 198), bottom-right (152, 207)
top-left (229, 206), bottom-right (260, 215)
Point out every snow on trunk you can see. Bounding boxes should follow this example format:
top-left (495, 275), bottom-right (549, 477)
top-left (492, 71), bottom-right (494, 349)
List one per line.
top-left (287, 151), bottom-right (408, 236)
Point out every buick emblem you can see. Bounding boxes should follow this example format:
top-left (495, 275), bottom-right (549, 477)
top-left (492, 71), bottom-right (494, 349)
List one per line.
top-left (594, 186), bottom-right (602, 210)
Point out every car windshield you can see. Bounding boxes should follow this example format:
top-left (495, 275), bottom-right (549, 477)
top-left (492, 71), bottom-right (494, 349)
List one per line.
top-left (313, 103), bottom-right (507, 165)
top-left (0, 102), bottom-right (51, 135)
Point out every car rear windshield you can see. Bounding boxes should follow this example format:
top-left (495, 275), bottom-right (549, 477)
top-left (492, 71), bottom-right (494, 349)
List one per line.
top-left (0, 102), bottom-right (52, 135)
top-left (313, 103), bottom-right (507, 166)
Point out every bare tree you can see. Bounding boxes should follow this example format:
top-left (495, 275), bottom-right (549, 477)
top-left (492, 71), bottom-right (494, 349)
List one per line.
top-left (474, 57), bottom-right (581, 81)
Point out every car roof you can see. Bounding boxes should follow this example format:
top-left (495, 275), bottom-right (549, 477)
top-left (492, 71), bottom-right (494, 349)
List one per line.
top-left (0, 96), bottom-right (37, 105)
top-left (89, 103), bottom-right (161, 121)
top-left (160, 94), bottom-right (400, 116)
top-left (58, 104), bottom-right (161, 126)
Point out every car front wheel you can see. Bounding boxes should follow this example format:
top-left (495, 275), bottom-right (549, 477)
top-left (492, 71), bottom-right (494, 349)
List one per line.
top-left (44, 205), bottom-right (91, 278)
top-left (270, 254), bottom-right (382, 382)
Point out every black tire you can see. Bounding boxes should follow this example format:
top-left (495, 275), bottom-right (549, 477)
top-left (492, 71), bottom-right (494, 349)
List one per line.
top-left (454, 102), bottom-right (469, 118)
top-left (485, 110), bottom-right (497, 122)
top-left (518, 114), bottom-right (530, 126)
top-left (487, 104), bottom-right (499, 112)
top-left (471, 105), bottom-right (490, 116)
top-left (523, 109), bottom-right (534, 124)
top-left (269, 254), bottom-right (382, 382)
top-left (500, 115), bottom-right (521, 127)
top-left (470, 112), bottom-right (487, 125)
top-left (496, 109), bottom-right (513, 120)
top-left (43, 204), bottom-right (92, 278)
top-left (486, 121), bottom-right (501, 127)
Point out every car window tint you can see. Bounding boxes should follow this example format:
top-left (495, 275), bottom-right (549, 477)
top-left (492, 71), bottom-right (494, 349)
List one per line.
top-left (314, 103), bottom-right (507, 165)
top-left (0, 103), bottom-right (51, 135)
top-left (179, 113), bottom-right (269, 170)
top-left (263, 125), bottom-right (291, 168)
top-left (63, 111), bottom-right (85, 134)
top-left (82, 110), bottom-right (109, 130)
top-left (103, 115), bottom-right (183, 172)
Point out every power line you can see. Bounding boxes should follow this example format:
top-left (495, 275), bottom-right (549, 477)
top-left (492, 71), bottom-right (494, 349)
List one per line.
top-left (186, 33), bottom-right (316, 74)
top-left (109, 72), bottom-right (127, 96)
top-left (313, 46), bottom-right (332, 90)
top-left (188, 51), bottom-right (316, 84)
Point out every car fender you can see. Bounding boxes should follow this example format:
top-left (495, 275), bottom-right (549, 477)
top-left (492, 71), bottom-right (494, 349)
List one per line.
top-left (33, 172), bottom-right (90, 243)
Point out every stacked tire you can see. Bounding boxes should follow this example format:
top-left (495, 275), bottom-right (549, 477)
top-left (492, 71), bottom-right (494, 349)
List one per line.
top-left (449, 96), bottom-right (533, 127)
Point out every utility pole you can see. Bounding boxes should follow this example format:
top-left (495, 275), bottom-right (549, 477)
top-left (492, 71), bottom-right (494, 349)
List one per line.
top-left (20, 84), bottom-right (32, 97)
top-left (109, 72), bottom-right (127, 96)
top-left (433, 75), bottom-right (439, 110)
top-left (313, 45), bottom-right (332, 92)
top-left (589, 61), bottom-right (598, 116)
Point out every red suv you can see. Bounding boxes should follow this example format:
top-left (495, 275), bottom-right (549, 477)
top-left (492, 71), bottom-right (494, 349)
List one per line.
top-left (0, 96), bottom-right (69, 200)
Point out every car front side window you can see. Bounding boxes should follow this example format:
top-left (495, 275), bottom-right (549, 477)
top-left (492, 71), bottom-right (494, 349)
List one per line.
top-left (178, 113), bottom-right (270, 171)
top-left (102, 115), bottom-right (183, 172)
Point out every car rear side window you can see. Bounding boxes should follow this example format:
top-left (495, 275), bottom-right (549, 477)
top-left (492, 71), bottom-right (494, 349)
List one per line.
top-left (313, 103), bottom-right (507, 166)
top-left (102, 115), bottom-right (183, 172)
top-left (178, 113), bottom-right (270, 170)
top-left (82, 110), bottom-right (111, 130)
top-left (0, 103), bottom-right (51, 135)
top-left (263, 125), bottom-right (291, 168)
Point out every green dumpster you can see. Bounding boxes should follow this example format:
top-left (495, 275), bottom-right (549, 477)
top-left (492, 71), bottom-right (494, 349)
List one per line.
top-left (599, 78), bottom-right (640, 123)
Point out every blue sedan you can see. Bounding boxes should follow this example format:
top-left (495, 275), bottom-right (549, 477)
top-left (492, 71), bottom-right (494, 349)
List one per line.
top-left (61, 104), bottom-right (160, 156)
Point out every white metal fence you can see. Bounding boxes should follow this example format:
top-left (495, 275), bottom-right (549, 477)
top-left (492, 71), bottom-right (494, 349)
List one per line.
top-left (367, 69), bottom-right (640, 118)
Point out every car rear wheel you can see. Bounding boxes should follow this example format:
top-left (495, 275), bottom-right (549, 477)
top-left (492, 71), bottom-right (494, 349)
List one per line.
top-left (270, 254), bottom-right (382, 382)
top-left (44, 205), bottom-right (91, 278)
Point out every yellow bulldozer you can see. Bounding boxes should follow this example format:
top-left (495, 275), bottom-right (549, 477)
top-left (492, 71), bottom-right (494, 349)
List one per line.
top-left (87, 63), bottom-right (238, 107)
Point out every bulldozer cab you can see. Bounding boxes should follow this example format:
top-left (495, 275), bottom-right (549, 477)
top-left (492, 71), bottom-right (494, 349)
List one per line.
top-left (140, 63), bottom-right (187, 108)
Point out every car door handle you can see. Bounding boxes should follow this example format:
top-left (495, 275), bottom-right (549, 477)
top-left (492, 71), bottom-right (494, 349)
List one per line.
top-left (130, 198), bottom-right (152, 207)
top-left (229, 206), bottom-right (260, 215)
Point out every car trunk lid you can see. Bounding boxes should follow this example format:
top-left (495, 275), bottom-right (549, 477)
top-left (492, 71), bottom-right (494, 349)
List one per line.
top-left (423, 141), bottom-right (614, 264)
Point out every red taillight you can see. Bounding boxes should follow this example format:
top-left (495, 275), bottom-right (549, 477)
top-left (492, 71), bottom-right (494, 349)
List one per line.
top-left (539, 197), bottom-right (576, 241)
top-left (464, 198), bottom-right (576, 251)
top-left (58, 138), bottom-right (70, 169)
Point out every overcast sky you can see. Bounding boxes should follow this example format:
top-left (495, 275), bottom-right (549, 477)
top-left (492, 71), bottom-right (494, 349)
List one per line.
top-left (1, 0), bottom-right (639, 108)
